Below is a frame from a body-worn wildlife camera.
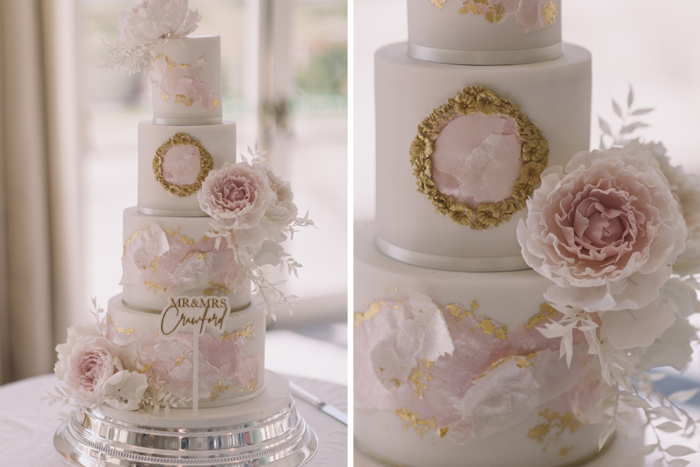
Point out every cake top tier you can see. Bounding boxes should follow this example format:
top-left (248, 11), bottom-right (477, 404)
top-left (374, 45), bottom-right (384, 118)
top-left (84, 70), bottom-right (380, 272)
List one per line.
top-left (407, 0), bottom-right (562, 65)
top-left (151, 35), bottom-right (223, 125)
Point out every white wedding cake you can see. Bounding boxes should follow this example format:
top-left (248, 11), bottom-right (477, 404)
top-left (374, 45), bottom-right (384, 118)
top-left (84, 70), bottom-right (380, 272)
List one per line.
top-left (51, 2), bottom-right (318, 465)
top-left (355, 1), bottom-right (700, 466)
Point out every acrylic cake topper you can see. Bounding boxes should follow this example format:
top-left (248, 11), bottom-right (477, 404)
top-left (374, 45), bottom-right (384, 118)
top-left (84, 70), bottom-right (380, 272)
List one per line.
top-left (410, 85), bottom-right (548, 230)
top-left (160, 296), bottom-right (231, 416)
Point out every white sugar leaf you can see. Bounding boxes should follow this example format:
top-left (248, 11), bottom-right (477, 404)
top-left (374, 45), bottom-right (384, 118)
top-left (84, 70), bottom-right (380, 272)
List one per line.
top-left (599, 117), bottom-right (613, 136)
top-left (628, 86), bottom-right (635, 108)
top-left (651, 406), bottom-right (681, 422)
top-left (637, 444), bottom-right (658, 456)
top-left (670, 388), bottom-right (700, 403)
top-left (668, 459), bottom-right (691, 467)
top-left (632, 107), bottom-right (654, 116)
top-left (648, 372), bottom-right (668, 382)
top-left (665, 445), bottom-right (697, 457)
top-left (612, 99), bottom-right (623, 118)
top-left (616, 420), bottom-right (628, 439)
top-left (621, 122), bottom-right (651, 134)
top-left (617, 411), bottom-right (635, 423)
top-left (599, 421), bottom-right (616, 450)
top-left (621, 395), bottom-right (651, 409)
top-left (657, 421), bottom-right (682, 433)
top-left (653, 458), bottom-right (664, 467)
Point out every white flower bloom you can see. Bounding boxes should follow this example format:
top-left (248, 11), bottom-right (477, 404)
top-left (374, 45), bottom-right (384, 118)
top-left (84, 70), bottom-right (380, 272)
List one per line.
top-left (102, 370), bottom-right (149, 411)
top-left (116, 0), bottom-right (201, 47)
top-left (261, 164), bottom-right (299, 242)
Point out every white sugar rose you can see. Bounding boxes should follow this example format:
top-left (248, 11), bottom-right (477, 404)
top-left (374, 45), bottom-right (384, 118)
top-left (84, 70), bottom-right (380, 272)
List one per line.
top-left (55, 329), bottom-right (119, 405)
top-left (262, 165), bottom-right (299, 241)
top-left (197, 162), bottom-right (275, 230)
top-left (102, 370), bottom-right (149, 411)
top-left (517, 147), bottom-right (687, 312)
top-left (622, 140), bottom-right (700, 274)
top-left (116, 0), bottom-right (201, 47)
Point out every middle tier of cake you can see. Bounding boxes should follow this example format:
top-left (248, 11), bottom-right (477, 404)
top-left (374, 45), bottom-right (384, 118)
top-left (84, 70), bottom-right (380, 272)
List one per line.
top-left (121, 207), bottom-right (252, 313)
top-left (375, 42), bottom-right (591, 272)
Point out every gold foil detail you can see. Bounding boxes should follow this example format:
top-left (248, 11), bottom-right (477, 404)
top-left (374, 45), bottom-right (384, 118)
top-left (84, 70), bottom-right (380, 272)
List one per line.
top-left (410, 86), bottom-right (549, 230)
top-left (461, 1), bottom-right (506, 23)
top-left (123, 230), bottom-right (141, 257)
top-left (477, 352), bottom-right (538, 381)
top-left (478, 318), bottom-right (508, 340)
top-left (408, 359), bottom-right (435, 398)
top-left (211, 97), bottom-right (219, 109)
top-left (204, 281), bottom-right (232, 297)
top-left (210, 379), bottom-right (231, 401)
top-left (221, 323), bottom-right (254, 341)
top-left (175, 352), bottom-right (187, 366)
top-left (144, 281), bottom-right (168, 293)
top-left (152, 133), bottom-right (214, 198)
top-left (528, 409), bottom-right (582, 445)
top-left (560, 446), bottom-right (574, 457)
top-left (438, 427), bottom-right (449, 438)
top-left (161, 93), bottom-right (169, 101)
top-left (355, 302), bottom-right (382, 327)
top-left (395, 408), bottom-right (437, 436)
top-left (107, 315), bottom-right (136, 336)
top-left (174, 93), bottom-right (195, 107)
top-left (138, 363), bottom-right (152, 374)
top-left (149, 256), bottom-right (162, 273)
top-left (430, 0), bottom-right (447, 8)
top-left (526, 303), bottom-right (558, 329)
top-left (543, 1), bottom-right (557, 26)
top-left (446, 301), bottom-right (478, 322)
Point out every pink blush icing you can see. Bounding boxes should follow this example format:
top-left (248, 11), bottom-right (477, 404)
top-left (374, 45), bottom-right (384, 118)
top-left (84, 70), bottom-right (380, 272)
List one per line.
top-left (162, 145), bottom-right (202, 186)
top-left (431, 113), bottom-right (523, 209)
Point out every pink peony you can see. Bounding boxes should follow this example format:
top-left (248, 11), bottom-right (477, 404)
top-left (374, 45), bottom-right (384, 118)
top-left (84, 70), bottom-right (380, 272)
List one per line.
top-left (116, 0), bottom-right (201, 46)
top-left (517, 147), bottom-right (687, 312)
top-left (197, 162), bottom-right (275, 230)
top-left (55, 328), bottom-right (119, 404)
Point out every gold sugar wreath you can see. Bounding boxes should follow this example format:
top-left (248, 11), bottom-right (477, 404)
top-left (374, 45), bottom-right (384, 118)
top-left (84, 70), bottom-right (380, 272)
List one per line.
top-left (409, 85), bottom-right (549, 230)
top-left (153, 132), bottom-right (214, 197)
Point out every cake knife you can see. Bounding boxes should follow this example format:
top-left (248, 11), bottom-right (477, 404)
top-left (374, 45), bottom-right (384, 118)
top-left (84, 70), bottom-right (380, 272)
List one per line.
top-left (289, 381), bottom-right (348, 426)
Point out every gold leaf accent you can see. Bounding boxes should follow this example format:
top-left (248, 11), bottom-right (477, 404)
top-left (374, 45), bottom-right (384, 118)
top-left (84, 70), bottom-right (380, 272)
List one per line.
top-left (178, 63), bottom-right (191, 69)
top-left (408, 359), bottom-right (435, 398)
top-left (221, 323), bottom-right (254, 341)
top-left (430, 0), bottom-right (447, 8)
top-left (138, 363), bottom-right (151, 374)
top-left (395, 408), bottom-right (437, 436)
top-left (460, 0), bottom-right (505, 23)
top-left (543, 0), bottom-right (557, 26)
top-left (560, 446), bottom-right (574, 457)
top-left (210, 379), bottom-right (231, 401)
top-left (144, 281), bottom-right (167, 293)
top-left (107, 315), bottom-right (136, 336)
top-left (175, 352), bottom-right (187, 366)
top-left (152, 133), bottom-right (214, 198)
top-left (204, 281), bottom-right (232, 297)
top-left (528, 409), bottom-right (582, 444)
top-left (211, 97), bottom-right (219, 109)
top-left (477, 353), bottom-right (537, 381)
top-left (446, 303), bottom-right (472, 322)
top-left (149, 256), bottom-right (162, 273)
top-left (355, 302), bottom-right (382, 327)
top-left (409, 85), bottom-right (549, 230)
top-left (526, 303), bottom-right (558, 329)
top-left (161, 93), bottom-right (169, 101)
top-left (478, 318), bottom-right (507, 340)
top-left (438, 427), bottom-right (449, 438)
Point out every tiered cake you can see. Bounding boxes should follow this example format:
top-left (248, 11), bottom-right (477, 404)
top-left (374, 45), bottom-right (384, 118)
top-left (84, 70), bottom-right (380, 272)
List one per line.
top-left (52, 3), bottom-right (318, 465)
top-left (354, 2), bottom-right (605, 466)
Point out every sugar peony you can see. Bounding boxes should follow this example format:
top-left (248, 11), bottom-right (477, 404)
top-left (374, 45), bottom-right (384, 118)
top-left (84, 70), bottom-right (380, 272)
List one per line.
top-left (102, 370), bottom-right (149, 411)
top-left (116, 0), bottom-right (201, 47)
top-left (198, 162), bottom-right (275, 230)
top-left (517, 147), bottom-right (687, 312)
top-left (55, 328), bottom-right (119, 405)
top-left (261, 164), bottom-right (299, 242)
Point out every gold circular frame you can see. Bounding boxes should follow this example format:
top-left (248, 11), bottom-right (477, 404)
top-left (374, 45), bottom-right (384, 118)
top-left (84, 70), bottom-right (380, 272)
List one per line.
top-left (153, 133), bottom-right (214, 197)
top-left (409, 85), bottom-right (549, 230)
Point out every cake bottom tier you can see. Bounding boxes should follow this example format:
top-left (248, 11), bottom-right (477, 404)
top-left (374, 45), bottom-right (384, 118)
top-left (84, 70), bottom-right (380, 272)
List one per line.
top-left (55, 371), bottom-right (320, 467)
top-left (354, 223), bottom-right (607, 466)
top-left (107, 294), bottom-right (265, 408)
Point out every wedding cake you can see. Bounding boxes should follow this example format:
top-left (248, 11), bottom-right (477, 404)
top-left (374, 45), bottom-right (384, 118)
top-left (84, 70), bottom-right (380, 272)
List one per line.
top-left (51, 2), bottom-right (318, 465)
top-left (355, 1), bottom-right (700, 466)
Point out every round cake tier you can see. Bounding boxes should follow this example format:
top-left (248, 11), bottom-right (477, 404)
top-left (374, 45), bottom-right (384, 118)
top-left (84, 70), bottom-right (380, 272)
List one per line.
top-left (137, 121), bottom-right (236, 216)
top-left (356, 222), bottom-right (550, 329)
top-left (107, 294), bottom-right (265, 408)
top-left (374, 42), bottom-right (591, 272)
top-left (355, 224), bottom-right (606, 466)
top-left (355, 408), bottom-right (607, 467)
top-left (151, 35), bottom-right (223, 125)
top-left (121, 207), bottom-right (252, 312)
top-left (408, 0), bottom-right (562, 65)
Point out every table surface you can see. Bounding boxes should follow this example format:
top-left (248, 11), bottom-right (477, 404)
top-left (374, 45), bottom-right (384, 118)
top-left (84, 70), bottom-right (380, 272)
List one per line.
top-left (0, 373), bottom-right (347, 467)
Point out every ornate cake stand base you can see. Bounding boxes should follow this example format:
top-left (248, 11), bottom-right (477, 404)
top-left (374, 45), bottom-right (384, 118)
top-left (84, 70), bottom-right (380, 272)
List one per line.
top-left (54, 370), bottom-right (318, 466)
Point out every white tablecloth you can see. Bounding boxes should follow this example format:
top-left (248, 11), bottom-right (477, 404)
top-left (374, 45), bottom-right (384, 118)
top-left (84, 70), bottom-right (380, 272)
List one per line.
top-left (0, 374), bottom-right (347, 467)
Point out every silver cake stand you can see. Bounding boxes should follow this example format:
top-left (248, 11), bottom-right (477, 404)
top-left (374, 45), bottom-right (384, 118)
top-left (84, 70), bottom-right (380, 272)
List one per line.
top-left (54, 371), bottom-right (318, 466)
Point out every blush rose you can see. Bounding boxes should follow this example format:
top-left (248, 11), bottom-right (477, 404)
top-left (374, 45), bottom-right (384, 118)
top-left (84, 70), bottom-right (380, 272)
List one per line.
top-left (517, 147), bottom-right (687, 312)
